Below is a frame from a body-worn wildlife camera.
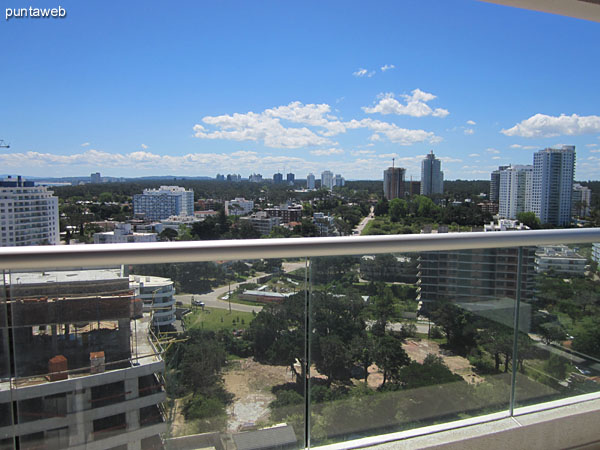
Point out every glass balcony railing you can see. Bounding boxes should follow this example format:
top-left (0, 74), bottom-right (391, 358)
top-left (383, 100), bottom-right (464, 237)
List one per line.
top-left (0, 228), bottom-right (599, 450)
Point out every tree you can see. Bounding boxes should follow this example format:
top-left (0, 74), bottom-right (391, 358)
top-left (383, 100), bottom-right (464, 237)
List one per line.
top-left (517, 212), bottom-right (541, 229)
top-left (399, 354), bottom-right (462, 389)
top-left (350, 333), bottom-right (375, 383)
top-left (539, 322), bottom-right (567, 345)
top-left (315, 334), bottom-right (353, 386)
top-left (389, 198), bottom-right (408, 222)
top-left (572, 316), bottom-right (600, 359)
top-left (373, 334), bottom-right (410, 387)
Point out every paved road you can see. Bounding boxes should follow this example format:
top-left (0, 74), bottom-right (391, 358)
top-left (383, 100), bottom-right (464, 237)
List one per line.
top-left (175, 260), bottom-right (307, 313)
top-left (353, 206), bottom-right (375, 235)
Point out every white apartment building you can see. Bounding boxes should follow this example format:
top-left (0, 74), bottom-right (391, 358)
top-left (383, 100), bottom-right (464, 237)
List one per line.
top-left (161, 214), bottom-right (204, 231)
top-left (225, 197), bottom-right (254, 216)
top-left (0, 176), bottom-right (59, 247)
top-left (313, 212), bottom-right (338, 236)
top-left (531, 146), bottom-right (575, 226)
top-left (498, 165), bottom-right (533, 219)
top-left (129, 275), bottom-right (176, 328)
top-left (307, 173), bottom-right (316, 190)
top-left (93, 223), bottom-right (157, 244)
top-left (133, 186), bottom-right (194, 221)
top-left (572, 183), bottom-right (592, 217)
top-left (321, 170), bottom-right (334, 190)
top-left (240, 211), bottom-right (281, 235)
top-left (592, 243), bottom-right (600, 264)
top-left (535, 245), bottom-right (588, 277)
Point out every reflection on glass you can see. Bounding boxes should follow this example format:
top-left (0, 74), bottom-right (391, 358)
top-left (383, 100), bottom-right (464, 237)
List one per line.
top-left (130, 258), bottom-right (307, 448)
top-left (515, 243), bottom-right (600, 408)
top-left (308, 251), bottom-right (524, 445)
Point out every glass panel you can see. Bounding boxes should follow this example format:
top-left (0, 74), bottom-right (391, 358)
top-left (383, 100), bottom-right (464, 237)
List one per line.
top-left (2, 258), bottom-right (308, 449)
top-left (308, 250), bottom-right (519, 445)
top-left (7, 266), bottom-right (141, 449)
top-left (514, 243), bottom-right (600, 409)
top-left (130, 258), bottom-right (308, 449)
top-left (0, 270), bottom-right (15, 449)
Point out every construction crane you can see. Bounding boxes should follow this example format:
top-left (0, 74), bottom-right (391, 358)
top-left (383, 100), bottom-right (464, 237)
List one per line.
top-left (0, 140), bottom-right (9, 149)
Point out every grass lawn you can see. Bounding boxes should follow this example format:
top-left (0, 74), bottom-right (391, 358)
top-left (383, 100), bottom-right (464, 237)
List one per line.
top-left (185, 307), bottom-right (256, 332)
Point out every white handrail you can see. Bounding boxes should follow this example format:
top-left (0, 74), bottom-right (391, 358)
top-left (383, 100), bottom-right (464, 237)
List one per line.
top-left (0, 228), bottom-right (599, 270)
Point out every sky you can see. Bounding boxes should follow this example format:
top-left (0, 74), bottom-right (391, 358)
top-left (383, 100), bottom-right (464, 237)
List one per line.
top-left (1, 0), bottom-right (600, 181)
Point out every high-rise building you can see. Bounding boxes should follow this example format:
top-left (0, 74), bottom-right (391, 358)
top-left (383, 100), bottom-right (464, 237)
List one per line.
top-left (334, 174), bottom-right (345, 188)
top-left (572, 183), bottom-right (592, 218)
top-left (307, 173), bottom-right (316, 190)
top-left (0, 176), bottom-right (60, 247)
top-left (286, 173), bottom-right (295, 185)
top-left (321, 170), bottom-right (334, 190)
top-left (225, 197), bottom-right (254, 216)
top-left (133, 186), bottom-right (194, 221)
top-left (249, 173), bottom-right (263, 183)
top-left (90, 172), bottom-right (102, 183)
top-left (383, 167), bottom-right (406, 200)
top-left (0, 268), bottom-right (166, 449)
top-left (490, 165), bottom-right (510, 203)
top-left (498, 165), bottom-right (533, 219)
top-left (420, 151), bottom-right (444, 196)
top-left (531, 146), bottom-right (575, 227)
top-left (273, 172), bottom-right (284, 184)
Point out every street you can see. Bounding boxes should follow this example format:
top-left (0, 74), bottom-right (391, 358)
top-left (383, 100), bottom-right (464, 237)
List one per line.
top-left (174, 260), bottom-right (307, 313)
top-left (353, 206), bottom-right (375, 235)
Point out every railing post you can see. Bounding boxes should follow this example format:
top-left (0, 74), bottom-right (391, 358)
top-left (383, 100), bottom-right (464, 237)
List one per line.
top-left (509, 246), bottom-right (523, 416)
top-left (305, 256), bottom-right (311, 449)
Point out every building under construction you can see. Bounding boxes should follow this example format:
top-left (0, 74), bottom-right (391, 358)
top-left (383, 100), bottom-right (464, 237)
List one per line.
top-left (0, 268), bottom-right (166, 450)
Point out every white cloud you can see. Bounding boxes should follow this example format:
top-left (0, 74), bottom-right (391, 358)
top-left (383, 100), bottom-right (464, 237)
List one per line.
top-left (438, 156), bottom-right (463, 163)
top-left (346, 118), bottom-right (442, 145)
top-left (492, 156), bottom-right (501, 160)
top-left (310, 148), bottom-right (344, 156)
top-left (381, 64), bottom-right (395, 72)
top-left (353, 68), bottom-right (375, 78)
top-left (464, 128), bottom-right (475, 135)
top-left (466, 120), bottom-right (476, 125)
top-left (585, 143), bottom-right (598, 148)
top-left (590, 149), bottom-right (600, 153)
top-left (193, 103), bottom-right (336, 149)
top-left (194, 100), bottom-right (442, 149)
top-left (362, 89), bottom-right (449, 118)
top-left (140, 144), bottom-right (148, 149)
top-left (468, 153), bottom-right (480, 157)
top-left (509, 144), bottom-right (538, 150)
top-left (501, 113), bottom-right (600, 138)
top-left (81, 142), bottom-right (90, 147)
top-left (486, 148), bottom-right (500, 154)
top-left (351, 149), bottom-right (376, 156)
top-left (264, 101), bottom-right (345, 137)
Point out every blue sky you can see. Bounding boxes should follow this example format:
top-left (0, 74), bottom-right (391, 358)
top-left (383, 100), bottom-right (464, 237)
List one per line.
top-left (1, 0), bottom-right (600, 180)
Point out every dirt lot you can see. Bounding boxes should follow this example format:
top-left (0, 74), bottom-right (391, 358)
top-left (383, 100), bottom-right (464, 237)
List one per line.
top-left (402, 338), bottom-right (484, 384)
top-left (223, 358), bottom-right (293, 432)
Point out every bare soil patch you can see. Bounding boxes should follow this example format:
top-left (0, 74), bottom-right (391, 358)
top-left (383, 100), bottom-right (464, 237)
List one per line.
top-left (223, 358), bottom-right (293, 431)
top-left (403, 338), bottom-right (484, 384)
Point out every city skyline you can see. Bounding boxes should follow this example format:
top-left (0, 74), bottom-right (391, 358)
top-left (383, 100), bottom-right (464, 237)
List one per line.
top-left (1, 1), bottom-right (600, 180)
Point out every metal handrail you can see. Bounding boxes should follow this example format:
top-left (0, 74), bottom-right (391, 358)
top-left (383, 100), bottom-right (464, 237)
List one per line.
top-left (0, 228), bottom-right (599, 270)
